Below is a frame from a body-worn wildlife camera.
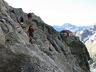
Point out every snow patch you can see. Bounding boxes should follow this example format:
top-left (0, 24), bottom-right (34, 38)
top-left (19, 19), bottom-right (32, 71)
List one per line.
top-left (90, 33), bottom-right (96, 40)
top-left (83, 35), bottom-right (92, 42)
top-left (91, 69), bottom-right (96, 72)
top-left (93, 41), bottom-right (96, 44)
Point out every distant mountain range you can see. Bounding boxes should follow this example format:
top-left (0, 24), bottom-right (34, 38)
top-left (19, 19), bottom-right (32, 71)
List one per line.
top-left (53, 23), bottom-right (96, 43)
top-left (53, 23), bottom-right (90, 32)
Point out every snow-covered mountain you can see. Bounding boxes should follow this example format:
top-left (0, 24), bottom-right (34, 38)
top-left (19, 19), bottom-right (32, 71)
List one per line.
top-left (54, 23), bottom-right (96, 43)
top-left (75, 24), bottom-right (96, 43)
top-left (53, 23), bottom-right (90, 32)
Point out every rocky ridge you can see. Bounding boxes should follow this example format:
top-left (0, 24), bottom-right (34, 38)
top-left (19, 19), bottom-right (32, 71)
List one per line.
top-left (85, 33), bottom-right (96, 72)
top-left (0, 0), bottom-right (90, 72)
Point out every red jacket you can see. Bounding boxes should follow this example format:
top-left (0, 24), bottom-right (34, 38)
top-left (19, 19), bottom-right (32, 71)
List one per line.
top-left (28, 27), bottom-right (34, 33)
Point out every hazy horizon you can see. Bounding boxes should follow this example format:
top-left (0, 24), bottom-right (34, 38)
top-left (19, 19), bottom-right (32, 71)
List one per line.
top-left (5, 0), bottom-right (96, 26)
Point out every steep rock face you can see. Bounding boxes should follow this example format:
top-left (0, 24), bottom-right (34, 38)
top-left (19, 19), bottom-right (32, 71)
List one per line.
top-left (0, 0), bottom-right (90, 72)
top-left (0, 24), bottom-right (5, 44)
top-left (66, 37), bottom-right (90, 70)
top-left (85, 33), bottom-right (96, 71)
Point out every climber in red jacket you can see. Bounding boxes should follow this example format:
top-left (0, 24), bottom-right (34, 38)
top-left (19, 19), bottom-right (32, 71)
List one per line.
top-left (28, 25), bottom-right (34, 43)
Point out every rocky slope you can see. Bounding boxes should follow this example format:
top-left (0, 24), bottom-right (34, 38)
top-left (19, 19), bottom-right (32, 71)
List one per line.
top-left (85, 33), bottom-right (96, 72)
top-left (0, 0), bottom-right (90, 72)
top-left (74, 25), bottom-right (96, 72)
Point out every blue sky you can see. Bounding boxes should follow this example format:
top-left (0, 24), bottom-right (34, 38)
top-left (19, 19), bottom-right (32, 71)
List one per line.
top-left (5, 0), bottom-right (96, 26)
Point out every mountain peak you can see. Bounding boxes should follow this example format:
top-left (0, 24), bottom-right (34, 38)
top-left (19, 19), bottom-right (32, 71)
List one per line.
top-left (62, 23), bottom-right (76, 27)
top-left (53, 23), bottom-right (90, 32)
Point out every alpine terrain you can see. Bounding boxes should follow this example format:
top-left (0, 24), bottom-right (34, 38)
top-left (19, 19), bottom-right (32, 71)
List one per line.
top-left (0, 0), bottom-right (90, 72)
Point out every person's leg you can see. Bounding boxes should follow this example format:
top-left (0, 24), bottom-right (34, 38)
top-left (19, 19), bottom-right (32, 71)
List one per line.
top-left (29, 37), bottom-right (31, 42)
top-left (29, 33), bottom-right (34, 44)
top-left (31, 37), bottom-right (33, 43)
top-left (29, 33), bottom-right (32, 43)
top-left (29, 37), bottom-right (33, 44)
